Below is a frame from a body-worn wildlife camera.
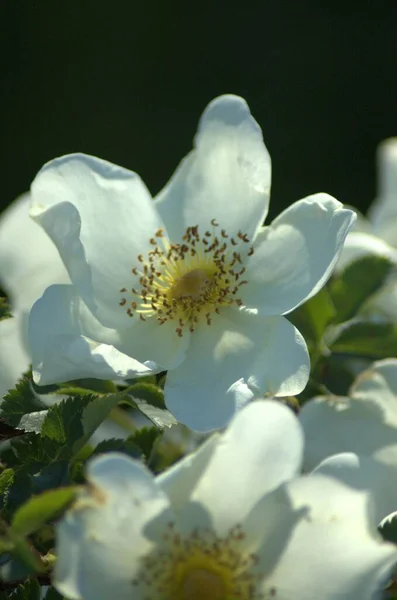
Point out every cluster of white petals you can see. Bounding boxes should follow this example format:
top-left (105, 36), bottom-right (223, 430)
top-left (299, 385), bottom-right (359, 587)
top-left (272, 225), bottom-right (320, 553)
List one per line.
top-left (338, 138), bottom-right (397, 320)
top-left (28, 95), bottom-right (355, 431)
top-left (0, 193), bottom-right (69, 399)
top-left (54, 401), bottom-right (397, 600)
top-left (301, 358), bottom-right (397, 525)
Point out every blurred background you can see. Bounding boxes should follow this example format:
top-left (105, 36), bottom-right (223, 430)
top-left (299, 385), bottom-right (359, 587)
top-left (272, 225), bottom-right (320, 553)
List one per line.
top-left (1, 1), bottom-right (397, 219)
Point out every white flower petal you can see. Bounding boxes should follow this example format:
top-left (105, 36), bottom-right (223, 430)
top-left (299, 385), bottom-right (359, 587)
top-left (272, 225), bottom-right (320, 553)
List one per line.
top-left (301, 360), bottom-right (397, 473)
top-left (314, 452), bottom-right (397, 527)
top-left (29, 284), bottom-right (155, 385)
top-left (300, 394), bottom-right (397, 472)
top-left (336, 231), bottom-right (397, 273)
top-left (368, 138), bottom-right (397, 243)
top-left (362, 278), bottom-right (397, 321)
top-left (188, 401), bottom-right (303, 536)
top-left (115, 316), bottom-right (190, 371)
top-left (258, 474), bottom-right (397, 600)
top-left (157, 434), bottom-right (220, 514)
top-left (54, 453), bottom-right (172, 600)
top-left (351, 358), bottom-right (397, 425)
top-left (155, 95), bottom-right (271, 244)
top-left (164, 310), bottom-right (309, 431)
top-left (0, 315), bottom-right (30, 400)
top-left (30, 154), bottom-right (166, 329)
top-left (0, 193), bottom-right (69, 311)
top-left (243, 194), bottom-right (356, 316)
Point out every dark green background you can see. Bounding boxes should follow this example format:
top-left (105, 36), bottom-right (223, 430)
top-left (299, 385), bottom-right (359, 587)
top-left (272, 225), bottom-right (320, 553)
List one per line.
top-left (1, 1), bottom-right (397, 219)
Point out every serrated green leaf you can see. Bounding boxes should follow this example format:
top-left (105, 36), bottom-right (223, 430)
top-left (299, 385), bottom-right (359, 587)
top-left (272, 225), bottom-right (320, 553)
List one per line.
top-left (127, 382), bottom-right (165, 408)
top-left (5, 434), bottom-right (62, 470)
top-left (76, 393), bottom-right (125, 453)
top-left (11, 488), bottom-right (76, 537)
top-left (128, 427), bottom-right (162, 460)
top-left (330, 255), bottom-right (394, 323)
top-left (1, 377), bottom-right (48, 429)
top-left (327, 319), bottom-right (397, 358)
top-left (92, 437), bottom-right (141, 458)
top-left (2, 436), bottom-right (69, 514)
top-left (44, 588), bottom-right (65, 600)
top-left (2, 576), bottom-right (41, 598)
top-left (288, 287), bottom-right (335, 351)
top-left (0, 468), bottom-right (14, 498)
top-left (41, 396), bottom-right (92, 447)
top-left (131, 398), bottom-right (177, 429)
top-left (379, 510), bottom-right (397, 544)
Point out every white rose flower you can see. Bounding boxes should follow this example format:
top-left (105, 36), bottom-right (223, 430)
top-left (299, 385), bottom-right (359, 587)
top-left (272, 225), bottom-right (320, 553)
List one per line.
top-left (337, 138), bottom-right (397, 320)
top-left (0, 194), bottom-right (131, 441)
top-left (28, 94), bottom-right (355, 431)
top-left (300, 359), bottom-right (397, 524)
top-left (0, 193), bottom-right (69, 399)
top-left (53, 401), bottom-right (397, 600)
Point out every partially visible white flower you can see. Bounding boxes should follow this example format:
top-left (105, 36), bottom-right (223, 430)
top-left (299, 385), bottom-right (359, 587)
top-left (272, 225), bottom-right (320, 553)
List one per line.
top-left (53, 400), bottom-right (397, 600)
top-left (300, 358), bottom-right (397, 471)
top-left (0, 194), bottom-right (139, 443)
top-left (338, 139), bottom-right (397, 320)
top-left (300, 359), bottom-right (397, 524)
top-left (0, 193), bottom-right (69, 400)
top-left (28, 94), bottom-right (355, 431)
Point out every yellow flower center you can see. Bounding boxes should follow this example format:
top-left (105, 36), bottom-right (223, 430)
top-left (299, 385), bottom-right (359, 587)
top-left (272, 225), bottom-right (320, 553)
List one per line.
top-left (119, 221), bottom-right (253, 336)
top-left (132, 523), bottom-right (263, 600)
top-left (181, 568), bottom-right (225, 600)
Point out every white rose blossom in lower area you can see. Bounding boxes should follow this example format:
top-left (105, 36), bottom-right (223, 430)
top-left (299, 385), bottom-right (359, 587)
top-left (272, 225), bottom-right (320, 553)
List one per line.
top-left (337, 138), bottom-right (397, 320)
top-left (300, 359), bottom-right (397, 525)
top-left (54, 401), bottom-right (397, 600)
top-left (28, 94), bottom-right (355, 431)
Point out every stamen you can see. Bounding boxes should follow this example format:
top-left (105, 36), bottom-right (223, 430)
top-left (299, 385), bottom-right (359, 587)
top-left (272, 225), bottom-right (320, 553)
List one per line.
top-left (118, 223), bottom-right (253, 335)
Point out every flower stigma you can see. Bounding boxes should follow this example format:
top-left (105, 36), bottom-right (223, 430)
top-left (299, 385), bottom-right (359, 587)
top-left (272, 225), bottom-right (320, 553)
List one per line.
top-left (132, 523), bottom-right (263, 600)
top-left (119, 221), bottom-right (253, 336)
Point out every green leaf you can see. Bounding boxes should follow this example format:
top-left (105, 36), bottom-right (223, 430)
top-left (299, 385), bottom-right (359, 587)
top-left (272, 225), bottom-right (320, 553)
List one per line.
top-left (91, 437), bottom-right (141, 458)
top-left (6, 535), bottom-right (45, 576)
top-left (1, 377), bottom-right (48, 429)
top-left (127, 427), bottom-right (162, 460)
top-left (329, 255), bottom-right (394, 323)
top-left (327, 319), bottom-right (397, 358)
top-left (11, 487), bottom-right (76, 537)
top-left (0, 468), bottom-right (15, 499)
top-left (288, 288), bottom-right (335, 351)
top-left (57, 378), bottom-right (118, 395)
top-left (379, 510), bottom-right (397, 544)
top-left (41, 396), bottom-right (92, 447)
top-left (4, 434), bottom-right (62, 471)
top-left (127, 382), bottom-right (165, 408)
top-left (2, 437), bottom-right (69, 514)
top-left (76, 393), bottom-right (125, 453)
top-left (131, 398), bottom-right (177, 429)
top-left (2, 576), bottom-right (41, 599)
top-left (44, 588), bottom-right (65, 600)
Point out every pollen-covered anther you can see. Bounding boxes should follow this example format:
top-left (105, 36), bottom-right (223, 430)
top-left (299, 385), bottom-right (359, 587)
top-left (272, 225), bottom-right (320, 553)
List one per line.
top-left (118, 223), bottom-right (253, 335)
